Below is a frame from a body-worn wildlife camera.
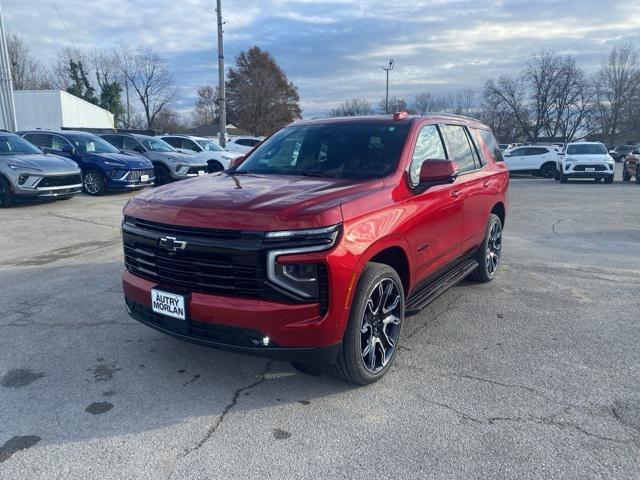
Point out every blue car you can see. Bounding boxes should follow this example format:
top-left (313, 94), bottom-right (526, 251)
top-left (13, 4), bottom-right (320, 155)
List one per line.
top-left (18, 130), bottom-right (155, 195)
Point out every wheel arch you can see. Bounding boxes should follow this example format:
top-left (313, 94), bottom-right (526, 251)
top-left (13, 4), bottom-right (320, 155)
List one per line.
top-left (491, 202), bottom-right (506, 228)
top-left (357, 238), bottom-right (412, 295)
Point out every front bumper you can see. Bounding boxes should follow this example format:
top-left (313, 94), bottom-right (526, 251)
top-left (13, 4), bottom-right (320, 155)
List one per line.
top-left (171, 164), bottom-right (209, 179)
top-left (12, 172), bottom-right (83, 197)
top-left (563, 163), bottom-right (614, 178)
top-left (122, 271), bottom-right (343, 363)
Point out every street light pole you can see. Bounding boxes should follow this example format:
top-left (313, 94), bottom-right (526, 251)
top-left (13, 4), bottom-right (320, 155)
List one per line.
top-left (216, 0), bottom-right (227, 147)
top-left (381, 59), bottom-right (395, 115)
top-left (0, 1), bottom-right (17, 131)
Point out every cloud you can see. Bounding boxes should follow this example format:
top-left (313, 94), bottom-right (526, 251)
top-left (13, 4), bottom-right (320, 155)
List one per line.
top-left (4, 0), bottom-right (640, 118)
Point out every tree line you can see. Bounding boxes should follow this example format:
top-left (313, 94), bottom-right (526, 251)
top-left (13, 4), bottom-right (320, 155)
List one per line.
top-left (330, 44), bottom-right (640, 145)
top-left (7, 34), bottom-right (302, 135)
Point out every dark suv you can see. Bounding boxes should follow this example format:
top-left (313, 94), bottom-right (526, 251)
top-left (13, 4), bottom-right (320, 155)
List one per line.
top-left (122, 114), bottom-right (508, 384)
top-left (19, 130), bottom-right (155, 195)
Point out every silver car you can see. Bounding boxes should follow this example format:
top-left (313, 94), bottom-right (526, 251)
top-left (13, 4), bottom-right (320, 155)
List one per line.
top-left (101, 133), bottom-right (209, 185)
top-left (160, 135), bottom-right (242, 172)
top-left (0, 132), bottom-right (82, 208)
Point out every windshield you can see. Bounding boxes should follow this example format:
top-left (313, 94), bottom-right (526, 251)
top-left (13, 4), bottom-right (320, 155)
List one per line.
top-left (67, 134), bottom-right (119, 154)
top-left (235, 122), bottom-right (411, 179)
top-left (140, 137), bottom-right (175, 152)
top-left (0, 134), bottom-right (42, 155)
top-left (566, 144), bottom-right (607, 155)
top-left (196, 139), bottom-right (224, 152)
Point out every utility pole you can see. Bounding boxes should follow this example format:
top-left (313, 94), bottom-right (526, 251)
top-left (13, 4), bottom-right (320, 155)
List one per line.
top-left (381, 59), bottom-right (395, 115)
top-left (0, 1), bottom-right (17, 131)
top-left (216, 0), bottom-right (227, 147)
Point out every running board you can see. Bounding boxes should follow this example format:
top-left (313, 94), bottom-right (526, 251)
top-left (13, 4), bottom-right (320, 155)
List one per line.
top-left (405, 258), bottom-right (479, 316)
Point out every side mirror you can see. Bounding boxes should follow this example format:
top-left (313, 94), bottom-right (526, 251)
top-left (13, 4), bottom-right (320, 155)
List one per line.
top-left (134, 146), bottom-right (145, 153)
top-left (192, 145), bottom-right (201, 152)
top-left (60, 144), bottom-right (76, 155)
top-left (417, 159), bottom-right (459, 190)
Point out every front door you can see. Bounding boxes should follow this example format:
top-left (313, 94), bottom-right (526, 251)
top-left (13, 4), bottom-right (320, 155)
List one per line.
top-left (404, 123), bottom-right (463, 283)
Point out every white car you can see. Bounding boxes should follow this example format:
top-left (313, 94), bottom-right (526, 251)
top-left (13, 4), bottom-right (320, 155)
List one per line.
top-left (225, 136), bottom-right (264, 154)
top-left (502, 145), bottom-right (561, 178)
top-left (160, 135), bottom-right (242, 172)
top-left (556, 142), bottom-right (615, 184)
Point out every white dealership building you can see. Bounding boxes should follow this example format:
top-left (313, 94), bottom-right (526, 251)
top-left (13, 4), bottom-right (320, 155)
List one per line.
top-left (8, 90), bottom-right (115, 131)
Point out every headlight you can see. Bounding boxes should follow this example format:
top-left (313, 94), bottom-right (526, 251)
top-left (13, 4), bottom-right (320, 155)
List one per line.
top-left (111, 168), bottom-right (128, 178)
top-left (7, 162), bottom-right (41, 172)
top-left (104, 161), bottom-right (126, 167)
top-left (266, 224), bottom-right (341, 299)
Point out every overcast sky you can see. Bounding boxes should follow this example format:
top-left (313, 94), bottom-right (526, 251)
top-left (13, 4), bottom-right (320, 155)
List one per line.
top-left (4, 0), bottom-right (640, 117)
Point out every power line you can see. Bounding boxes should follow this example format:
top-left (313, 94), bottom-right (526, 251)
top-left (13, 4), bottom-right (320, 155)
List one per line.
top-left (50, 0), bottom-right (76, 48)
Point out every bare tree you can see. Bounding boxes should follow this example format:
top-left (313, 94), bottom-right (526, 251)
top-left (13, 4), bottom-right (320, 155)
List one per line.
top-left (593, 43), bottom-right (640, 146)
top-left (50, 47), bottom-right (90, 90)
top-left (413, 92), bottom-right (446, 114)
top-left (6, 32), bottom-right (51, 89)
top-left (483, 74), bottom-right (531, 140)
top-left (329, 98), bottom-right (373, 117)
top-left (192, 85), bottom-right (219, 126)
top-left (117, 48), bottom-right (175, 129)
top-left (451, 88), bottom-right (476, 116)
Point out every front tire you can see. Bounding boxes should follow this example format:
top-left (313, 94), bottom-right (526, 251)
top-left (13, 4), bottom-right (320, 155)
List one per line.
top-left (154, 164), bottom-right (171, 186)
top-left (604, 175), bottom-right (614, 184)
top-left (83, 170), bottom-right (106, 196)
top-left (329, 263), bottom-right (404, 385)
top-left (0, 175), bottom-right (14, 208)
top-left (208, 160), bottom-right (224, 173)
top-left (469, 214), bottom-right (502, 283)
top-left (560, 173), bottom-right (568, 183)
top-left (636, 165), bottom-right (640, 184)
top-left (622, 165), bottom-right (631, 182)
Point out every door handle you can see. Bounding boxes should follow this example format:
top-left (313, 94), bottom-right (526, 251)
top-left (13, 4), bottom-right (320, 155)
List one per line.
top-left (482, 180), bottom-right (491, 188)
top-left (450, 189), bottom-right (462, 199)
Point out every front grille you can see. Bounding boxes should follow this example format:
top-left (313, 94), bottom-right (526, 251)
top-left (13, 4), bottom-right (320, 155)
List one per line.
top-left (126, 299), bottom-right (267, 347)
top-left (573, 164), bottom-right (606, 172)
top-left (39, 174), bottom-right (81, 188)
top-left (186, 166), bottom-right (206, 175)
top-left (128, 169), bottom-right (155, 181)
top-left (122, 216), bottom-right (329, 306)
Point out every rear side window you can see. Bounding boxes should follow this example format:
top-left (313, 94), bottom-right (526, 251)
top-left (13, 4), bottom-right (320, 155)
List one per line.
top-left (441, 125), bottom-right (477, 173)
top-left (410, 125), bottom-right (447, 185)
top-left (475, 130), bottom-right (504, 163)
top-left (237, 139), bottom-right (259, 147)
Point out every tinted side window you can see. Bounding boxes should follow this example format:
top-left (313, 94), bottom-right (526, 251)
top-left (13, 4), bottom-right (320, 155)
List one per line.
top-left (24, 133), bottom-right (51, 148)
top-left (103, 135), bottom-right (123, 148)
top-left (181, 139), bottom-right (199, 151)
top-left (51, 135), bottom-right (71, 150)
top-left (509, 147), bottom-right (527, 157)
top-left (529, 147), bottom-right (548, 155)
top-left (410, 125), bottom-right (447, 185)
top-left (123, 137), bottom-right (141, 151)
top-left (475, 129), bottom-right (504, 163)
top-left (162, 137), bottom-right (180, 148)
top-left (441, 125), bottom-right (477, 173)
top-left (237, 139), bottom-right (259, 147)
top-left (464, 128), bottom-right (483, 166)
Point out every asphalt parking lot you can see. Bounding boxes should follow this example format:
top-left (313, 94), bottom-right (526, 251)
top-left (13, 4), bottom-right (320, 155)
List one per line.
top-left (1, 166), bottom-right (639, 479)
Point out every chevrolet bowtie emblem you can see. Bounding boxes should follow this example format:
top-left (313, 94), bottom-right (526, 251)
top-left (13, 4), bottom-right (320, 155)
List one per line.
top-left (158, 236), bottom-right (187, 252)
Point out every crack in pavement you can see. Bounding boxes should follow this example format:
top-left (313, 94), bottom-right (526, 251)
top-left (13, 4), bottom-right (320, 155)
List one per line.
top-left (425, 400), bottom-right (639, 447)
top-left (403, 294), bottom-right (461, 344)
top-left (167, 360), bottom-right (274, 479)
top-left (46, 212), bottom-right (119, 231)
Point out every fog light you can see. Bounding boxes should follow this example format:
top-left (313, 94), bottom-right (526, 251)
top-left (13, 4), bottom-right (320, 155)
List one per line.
top-left (18, 174), bottom-right (29, 185)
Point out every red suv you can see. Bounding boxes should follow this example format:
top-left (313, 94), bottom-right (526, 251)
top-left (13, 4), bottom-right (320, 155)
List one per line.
top-left (122, 114), bottom-right (508, 384)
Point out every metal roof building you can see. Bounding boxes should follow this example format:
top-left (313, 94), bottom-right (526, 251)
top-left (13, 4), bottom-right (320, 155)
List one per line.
top-left (11, 90), bottom-right (115, 131)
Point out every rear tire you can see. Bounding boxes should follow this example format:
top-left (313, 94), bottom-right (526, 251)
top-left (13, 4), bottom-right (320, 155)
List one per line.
top-left (83, 170), bottom-right (106, 196)
top-left (469, 214), bottom-right (502, 283)
top-left (329, 262), bottom-right (404, 385)
top-left (540, 162), bottom-right (556, 179)
top-left (0, 175), bottom-right (14, 208)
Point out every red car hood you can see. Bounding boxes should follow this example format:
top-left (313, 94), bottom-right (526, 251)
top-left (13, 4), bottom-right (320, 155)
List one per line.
top-left (126, 173), bottom-right (382, 231)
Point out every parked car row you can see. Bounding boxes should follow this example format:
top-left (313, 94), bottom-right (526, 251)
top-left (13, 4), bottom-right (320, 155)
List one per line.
top-left (501, 140), bottom-right (640, 184)
top-left (0, 129), bottom-right (263, 207)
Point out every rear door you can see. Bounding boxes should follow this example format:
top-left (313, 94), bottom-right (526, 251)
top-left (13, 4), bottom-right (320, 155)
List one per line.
top-left (405, 123), bottom-right (463, 282)
top-left (526, 147), bottom-right (551, 170)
